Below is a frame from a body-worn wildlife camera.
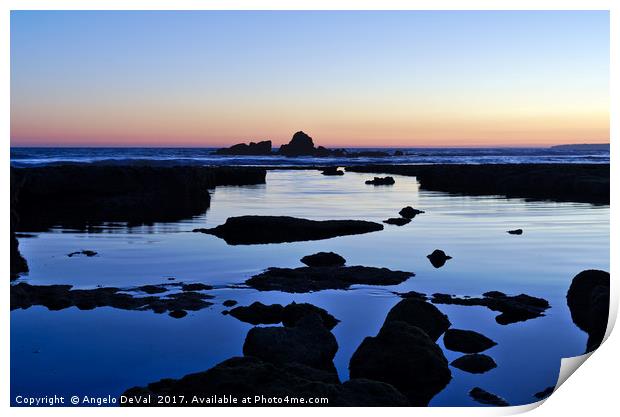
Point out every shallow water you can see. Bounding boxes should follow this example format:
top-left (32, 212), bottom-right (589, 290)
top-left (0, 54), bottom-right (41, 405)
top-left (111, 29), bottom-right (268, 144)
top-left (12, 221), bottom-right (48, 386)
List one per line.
top-left (11, 170), bottom-right (609, 406)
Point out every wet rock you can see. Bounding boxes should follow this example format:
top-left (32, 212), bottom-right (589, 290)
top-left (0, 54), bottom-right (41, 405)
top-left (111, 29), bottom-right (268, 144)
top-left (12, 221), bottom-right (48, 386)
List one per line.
top-left (228, 302), bottom-right (284, 325)
top-left (534, 386), bottom-right (554, 400)
top-left (349, 321), bottom-right (451, 406)
top-left (132, 285), bottom-right (167, 294)
top-left (365, 176), bottom-right (395, 186)
top-left (281, 302), bottom-right (339, 330)
top-left (399, 206), bottom-right (424, 219)
top-left (384, 299), bottom-right (450, 341)
top-left (450, 354), bottom-right (497, 374)
top-left (431, 292), bottom-right (550, 325)
top-left (215, 140), bottom-right (272, 156)
top-left (300, 252), bottom-right (346, 267)
top-left (169, 310), bottom-right (188, 319)
top-left (507, 229), bottom-right (523, 235)
top-left (243, 315), bottom-right (338, 371)
top-left (181, 283), bottom-right (213, 292)
top-left (442, 329), bottom-right (497, 353)
top-left (567, 269), bottom-right (610, 352)
top-left (394, 290), bottom-right (427, 300)
top-left (246, 265), bottom-right (413, 293)
top-left (383, 218), bottom-right (410, 226)
top-left (321, 167), bottom-right (344, 176)
top-left (279, 131), bottom-right (316, 157)
top-left (222, 299), bottom-right (237, 307)
top-left (469, 387), bottom-right (509, 406)
top-left (427, 249), bottom-right (452, 268)
top-left (67, 250), bottom-right (98, 257)
top-left (194, 216), bottom-right (383, 245)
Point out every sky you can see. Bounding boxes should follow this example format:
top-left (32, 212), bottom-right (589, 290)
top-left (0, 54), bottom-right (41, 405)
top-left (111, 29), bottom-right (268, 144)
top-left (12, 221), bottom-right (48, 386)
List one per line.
top-left (10, 10), bottom-right (609, 148)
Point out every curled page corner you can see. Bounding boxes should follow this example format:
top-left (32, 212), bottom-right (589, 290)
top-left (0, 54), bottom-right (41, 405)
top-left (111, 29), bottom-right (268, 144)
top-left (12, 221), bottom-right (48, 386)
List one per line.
top-left (556, 352), bottom-right (594, 389)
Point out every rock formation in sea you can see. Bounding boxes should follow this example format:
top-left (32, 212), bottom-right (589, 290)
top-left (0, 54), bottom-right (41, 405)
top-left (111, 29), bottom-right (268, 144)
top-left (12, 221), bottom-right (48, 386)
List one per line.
top-left (442, 329), bottom-right (497, 353)
top-left (450, 354), bottom-right (497, 374)
top-left (214, 140), bottom-right (272, 155)
top-left (427, 249), bottom-right (452, 268)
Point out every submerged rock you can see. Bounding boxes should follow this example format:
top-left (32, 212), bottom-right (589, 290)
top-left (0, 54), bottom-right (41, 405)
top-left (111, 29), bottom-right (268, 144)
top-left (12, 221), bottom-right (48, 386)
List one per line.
top-left (222, 299), bottom-right (238, 307)
top-left (300, 252), bottom-right (346, 267)
top-left (365, 176), bottom-right (395, 186)
top-left (383, 218), bottom-right (411, 226)
top-left (246, 265), bottom-right (413, 293)
top-left (194, 216), bottom-right (383, 245)
top-left (399, 206), bottom-right (424, 219)
top-left (450, 354), bottom-right (497, 374)
top-left (229, 302), bottom-right (285, 325)
top-left (567, 269), bottom-right (610, 352)
top-left (384, 299), bottom-right (451, 341)
top-left (507, 229), bottom-right (523, 235)
top-left (442, 329), bottom-right (497, 353)
top-left (426, 249), bottom-right (452, 268)
top-left (321, 167), bottom-right (344, 176)
top-left (469, 387), bottom-right (509, 406)
top-left (215, 140), bottom-right (272, 156)
top-left (169, 310), bottom-right (188, 319)
top-left (431, 291), bottom-right (550, 325)
top-left (349, 321), bottom-right (451, 406)
top-left (181, 283), bottom-right (213, 292)
top-left (67, 250), bottom-right (98, 257)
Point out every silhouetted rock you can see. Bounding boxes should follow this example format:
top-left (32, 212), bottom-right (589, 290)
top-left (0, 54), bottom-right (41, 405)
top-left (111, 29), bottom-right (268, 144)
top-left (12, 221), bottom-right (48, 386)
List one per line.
top-left (194, 216), bottom-right (383, 245)
top-left (246, 265), bottom-right (413, 293)
top-left (300, 252), bottom-right (346, 267)
top-left (346, 163), bottom-right (609, 204)
top-left (450, 354), bottom-right (497, 374)
top-left (567, 269), bottom-right (610, 352)
top-left (427, 249), bottom-right (452, 268)
top-left (534, 386), bottom-right (554, 400)
top-left (507, 229), bottom-right (523, 235)
top-left (365, 176), bottom-right (395, 186)
top-left (67, 250), bottom-right (97, 257)
top-left (181, 283), bottom-right (213, 292)
top-left (215, 140), bottom-right (272, 156)
top-left (282, 302), bottom-right (339, 330)
top-left (222, 300), bottom-right (237, 307)
top-left (394, 150), bottom-right (404, 156)
top-left (321, 167), bottom-right (344, 176)
top-left (132, 285), bottom-right (167, 294)
top-left (349, 321), bottom-right (451, 406)
top-left (399, 206), bottom-right (424, 219)
top-left (469, 387), bottom-right (509, 406)
top-left (229, 302), bottom-right (285, 325)
top-left (244, 315), bottom-right (338, 371)
top-left (431, 292), bottom-right (550, 325)
top-left (394, 290), bottom-right (427, 300)
top-left (279, 131), bottom-right (316, 157)
top-left (383, 218), bottom-right (411, 226)
top-left (442, 329), bottom-right (497, 353)
top-left (384, 299), bottom-right (450, 341)
top-left (169, 310), bottom-right (188, 319)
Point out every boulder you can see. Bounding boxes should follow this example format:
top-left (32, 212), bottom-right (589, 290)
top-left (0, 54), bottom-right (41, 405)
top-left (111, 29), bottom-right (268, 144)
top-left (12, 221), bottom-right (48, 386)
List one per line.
top-left (383, 218), bottom-right (411, 226)
top-left (442, 329), bottom-right (497, 353)
top-left (365, 176), bottom-right (395, 186)
top-left (566, 269), bottom-right (610, 352)
top-left (281, 302), bottom-right (339, 330)
top-left (194, 216), bottom-right (383, 245)
top-left (383, 299), bottom-right (450, 341)
top-left (321, 167), bottom-right (344, 176)
top-left (228, 302), bottom-right (284, 325)
top-left (507, 229), bottom-right (523, 235)
top-left (399, 206), bottom-right (424, 219)
top-left (227, 301), bottom-right (339, 330)
top-left (450, 354), bottom-right (497, 374)
top-left (67, 250), bottom-right (97, 257)
top-left (214, 140), bottom-right (272, 156)
top-left (349, 321), bottom-right (451, 406)
top-left (300, 252), bottom-right (346, 267)
top-left (169, 310), bottom-right (188, 319)
top-left (427, 249), bottom-right (452, 268)
top-left (279, 131), bottom-right (316, 157)
top-left (222, 299), bottom-right (237, 307)
top-left (534, 386), bottom-right (554, 400)
top-left (469, 387), bottom-right (509, 406)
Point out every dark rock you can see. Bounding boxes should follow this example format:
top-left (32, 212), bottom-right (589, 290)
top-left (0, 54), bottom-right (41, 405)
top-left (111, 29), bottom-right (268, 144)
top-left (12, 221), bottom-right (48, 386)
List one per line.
top-left (67, 250), bottom-right (98, 257)
top-left (11, 175), bottom-right (29, 280)
top-left (169, 310), bottom-right (188, 319)
top-left (567, 269), bottom-right (610, 352)
top-left (228, 302), bottom-right (284, 325)
top-left (181, 283), bottom-right (213, 292)
top-left (383, 218), bottom-right (411, 226)
top-left (534, 386), bottom-right (555, 400)
top-left (394, 290), bottom-right (427, 300)
top-left (300, 252), bottom-right (346, 267)
top-left (279, 131), bottom-right (316, 157)
top-left (222, 299), bottom-right (237, 307)
top-left (507, 229), bottom-right (523, 235)
top-left (431, 292), bottom-right (550, 325)
top-left (399, 206), bottom-right (424, 219)
top-left (442, 329), bottom-right (497, 353)
top-left (384, 299), bottom-right (450, 341)
top-left (246, 265), bottom-right (413, 293)
top-left (450, 354), bottom-right (497, 374)
top-left (194, 216), bottom-right (383, 245)
top-left (243, 315), bottom-right (338, 371)
top-left (394, 150), bottom-right (404, 156)
top-left (214, 140), bottom-right (272, 156)
top-left (346, 163), bottom-right (609, 205)
top-left (469, 387), bottom-right (509, 406)
top-left (281, 302), bottom-right (339, 330)
top-left (365, 176), bottom-right (395, 186)
top-left (321, 167), bottom-right (344, 176)
top-left (349, 321), bottom-right (451, 406)
top-left (132, 285), bottom-right (167, 294)
top-left (427, 249), bottom-right (452, 268)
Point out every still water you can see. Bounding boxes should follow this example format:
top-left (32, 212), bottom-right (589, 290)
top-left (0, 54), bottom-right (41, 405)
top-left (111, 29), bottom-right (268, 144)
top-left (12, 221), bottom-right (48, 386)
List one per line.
top-left (11, 170), bottom-right (609, 406)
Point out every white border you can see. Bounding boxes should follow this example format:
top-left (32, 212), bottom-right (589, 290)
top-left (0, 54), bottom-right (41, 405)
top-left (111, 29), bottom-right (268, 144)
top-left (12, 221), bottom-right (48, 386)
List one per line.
top-left (2, 1), bottom-right (616, 416)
